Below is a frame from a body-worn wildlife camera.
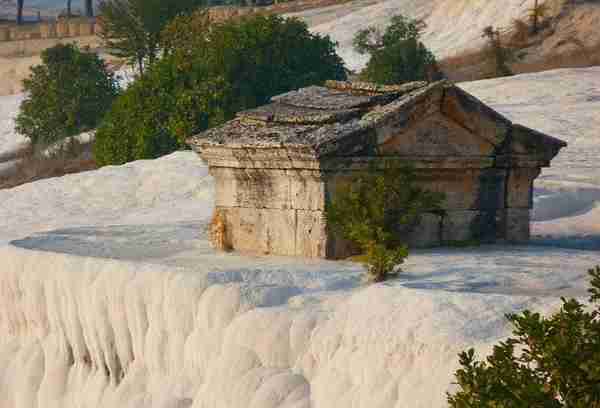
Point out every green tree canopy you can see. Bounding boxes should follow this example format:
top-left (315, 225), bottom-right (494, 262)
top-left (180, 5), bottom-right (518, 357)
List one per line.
top-left (97, 0), bottom-right (205, 75)
top-left (353, 14), bottom-right (438, 84)
top-left (15, 43), bottom-right (119, 148)
top-left (94, 13), bottom-right (346, 166)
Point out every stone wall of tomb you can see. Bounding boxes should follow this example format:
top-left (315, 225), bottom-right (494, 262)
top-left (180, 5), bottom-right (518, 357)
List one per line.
top-left (207, 163), bottom-right (538, 258)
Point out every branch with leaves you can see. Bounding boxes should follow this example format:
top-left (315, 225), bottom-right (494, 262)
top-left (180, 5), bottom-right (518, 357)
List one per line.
top-left (326, 163), bottom-right (445, 282)
top-left (448, 266), bottom-right (600, 408)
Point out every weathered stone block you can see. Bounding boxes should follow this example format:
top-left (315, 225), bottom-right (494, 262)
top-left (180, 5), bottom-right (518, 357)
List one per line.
top-left (0, 27), bottom-right (9, 42)
top-left (324, 169), bottom-right (506, 212)
top-left (503, 208), bottom-right (530, 242)
top-left (442, 210), bottom-right (501, 243)
top-left (475, 169), bottom-right (507, 210)
top-left (9, 27), bottom-right (22, 40)
top-left (442, 211), bottom-right (478, 242)
top-left (415, 169), bottom-right (506, 211)
top-left (56, 21), bottom-right (69, 37)
top-left (326, 234), bottom-right (361, 259)
top-left (289, 170), bottom-right (325, 211)
top-left (39, 23), bottom-right (57, 39)
top-left (401, 213), bottom-right (442, 248)
top-left (506, 168), bottom-right (540, 209)
top-left (212, 168), bottom-right (325, 211)
top-left (68, 21), bottom-right (80, 36)
top-left (79, 21), bottom-right (94, 36)
top-left (378, 112), bottom-right (496, 157)
top-left (219, 207), bottom-right (297, 256)
top-left (212, 168), bottom-right (291, 209)
top-left (295, 210), bottom-right (327, 258)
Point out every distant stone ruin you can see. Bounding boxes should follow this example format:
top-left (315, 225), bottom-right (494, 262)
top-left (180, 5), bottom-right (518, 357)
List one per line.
top-left (0, 18), bottom-right (97, 42)
top-left (0, 0), bottom-right (350, 43)
top-left (188, 80), bottom-right (566, 259)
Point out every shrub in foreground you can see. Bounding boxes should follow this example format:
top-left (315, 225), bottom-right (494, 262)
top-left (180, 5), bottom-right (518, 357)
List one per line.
top-left (448, 266), bottom-right (600, 408)
top-left (325, 164), bottom-right (445, 282)
top-left (16, 43), bottom-right (119, 148)
top-left (94, 14), bottom-right (346, 166)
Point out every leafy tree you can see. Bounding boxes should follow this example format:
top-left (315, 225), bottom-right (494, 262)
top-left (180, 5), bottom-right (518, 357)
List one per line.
top-left (15, 43), bottom-right (119, 148)
top-left (353, 15), bottom-right (426, 55)
top-left (325, 164), bottom-right (445, 282)
top-left (97, 0), bottom-right (205, 76)
top-left (482, 26), bottom-right (513, 77)
top-left (448, 265), bottom-right (600, 408)
top-left (353, 14), bottom-right (438, 84)
top-left (93, 60), bottom-right (228, 165)
top-left (94, 14), bottom-right (346, 165)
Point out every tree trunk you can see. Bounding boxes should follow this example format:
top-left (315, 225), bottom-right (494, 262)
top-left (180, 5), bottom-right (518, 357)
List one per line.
top-left (136, 54), bottom-right (144, 78)
top-left (16, 0), bottom-right (24, 25)
top-left (532, 0), bottom-right (539, 34)
top-left (85, 0), bottom-right (93, 17)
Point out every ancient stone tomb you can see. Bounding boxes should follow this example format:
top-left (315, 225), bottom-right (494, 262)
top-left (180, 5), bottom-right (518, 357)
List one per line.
top-left (188, 80), bottom-right (566, 258)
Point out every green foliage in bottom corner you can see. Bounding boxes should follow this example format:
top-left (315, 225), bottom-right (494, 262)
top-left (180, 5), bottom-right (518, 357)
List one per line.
top-left (325, 164), bottom-right (445, 283)
top-left (447, 265), bottom-right (600, 408)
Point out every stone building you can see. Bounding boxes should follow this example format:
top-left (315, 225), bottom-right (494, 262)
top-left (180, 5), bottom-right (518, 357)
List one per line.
top-left (188, 80), bottom-right (566, 258)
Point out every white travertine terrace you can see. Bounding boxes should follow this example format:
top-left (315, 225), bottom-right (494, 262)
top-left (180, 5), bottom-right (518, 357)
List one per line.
top-left (0, 68), bottom-right (599, 408)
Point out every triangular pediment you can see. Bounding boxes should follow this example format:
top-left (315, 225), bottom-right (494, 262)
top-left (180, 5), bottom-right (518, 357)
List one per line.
top-left (441, 86), bottom-right (512, 147)
top-left (377, 111), bottom-right (496, 157)
top-left (327, 82), bottom-right (508, 158)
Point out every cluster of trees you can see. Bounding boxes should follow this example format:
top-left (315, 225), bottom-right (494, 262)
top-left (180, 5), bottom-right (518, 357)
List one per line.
top-left (15, 0), bottom-right (445, 160)
top-left (93, 9), bottom-right (345, 165)
top-left (17, 0), bottom-right (345, 164)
